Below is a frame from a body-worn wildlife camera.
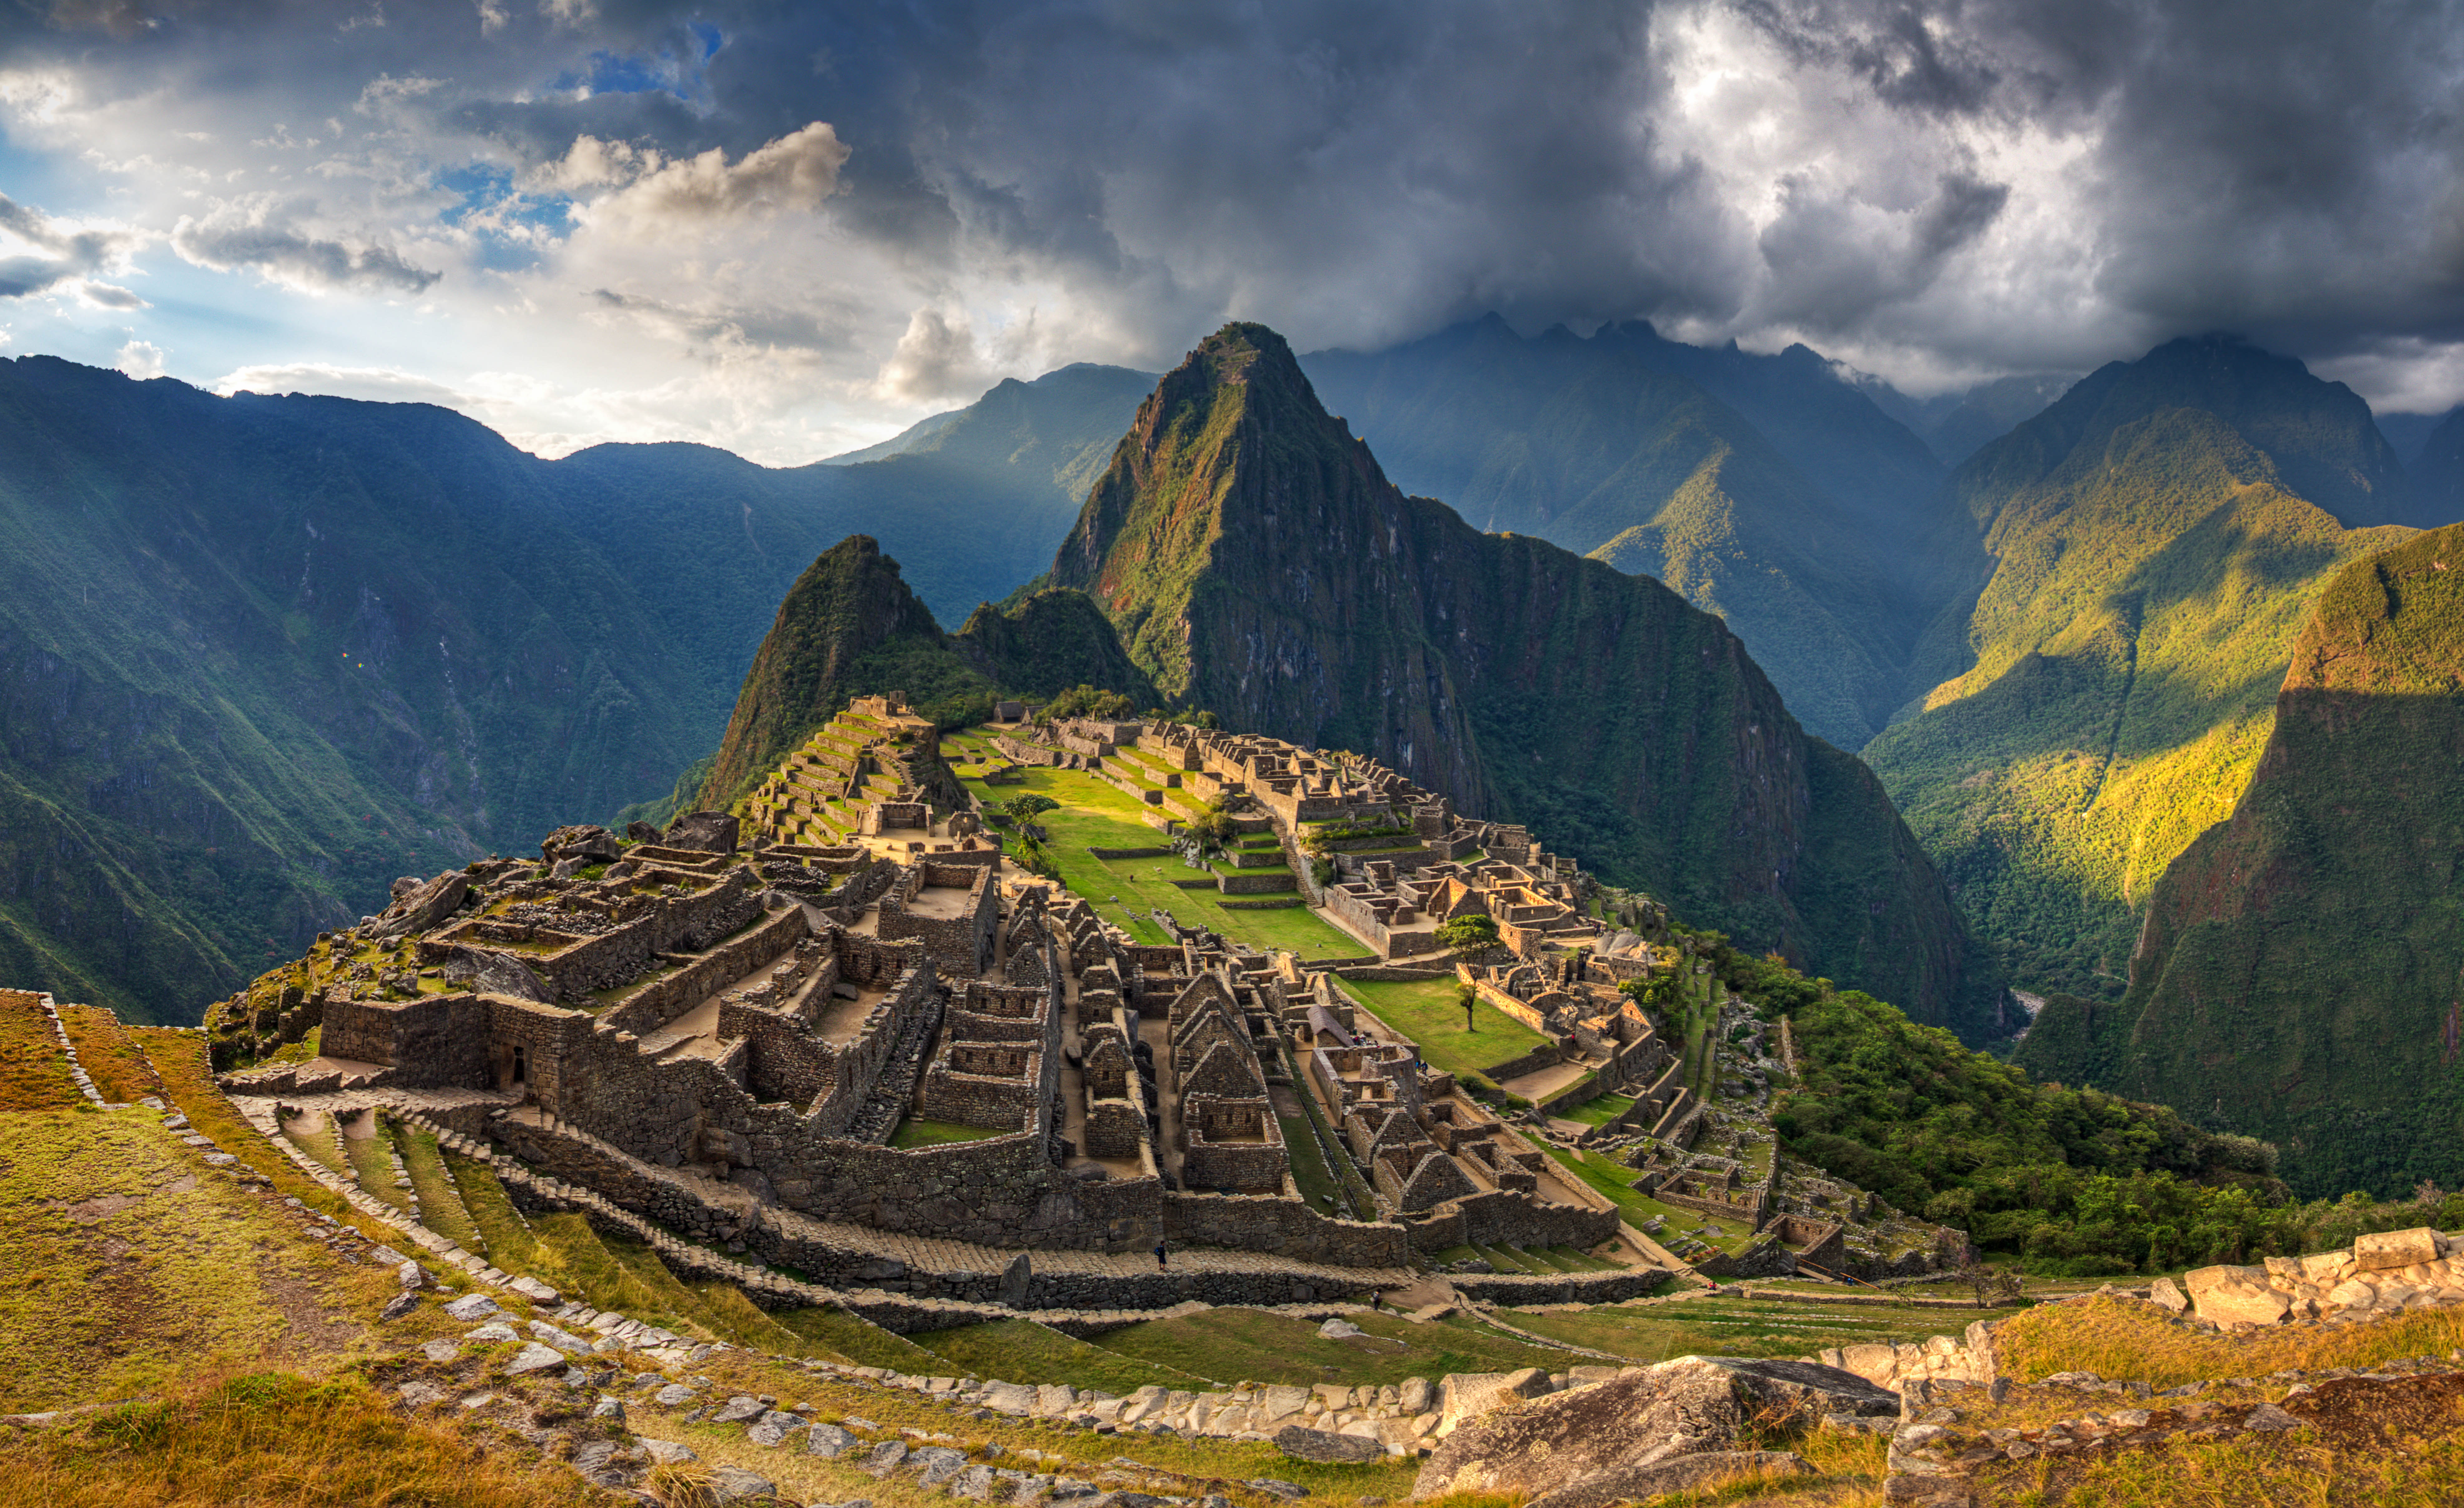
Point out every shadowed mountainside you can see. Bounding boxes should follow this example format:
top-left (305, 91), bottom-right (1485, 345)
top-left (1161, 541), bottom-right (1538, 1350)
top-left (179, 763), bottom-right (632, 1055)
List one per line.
top-left (695, 536), bottom-right (1155, 809)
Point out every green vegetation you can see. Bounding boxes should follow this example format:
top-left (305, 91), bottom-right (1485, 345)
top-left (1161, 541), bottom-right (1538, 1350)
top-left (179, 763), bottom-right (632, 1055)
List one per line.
top-left (1433, 914), bottom-right (1498, 952)
top-left (1508, 1293), bottom-right (2026, 1363)
top-left (1560, 1091), bottom-right (1636, 1127)
top-left (953, 754), bottom-right (1355, 953)
top-left (890, 1117), bottom-right (1005, 1148)
top-left (1692, 925), bottom-right (2464, 1272)
top-left (1866, 337), bottom-right (2417, 1006)
top-left (1334, 975), bottom-right (1550, 1079)
top-left (908, 1317), bottom-right (1212, 1393)
top-left (1040, 684), bottom-right (1137, 720)
top-left (1517, 1133), bottom-right (1756, 1253)
top-left (1087, 1307), bottom-right (1572, 1388)
top-left (397, 1128), bottom-right (483, 1254)
top-left (2029, 521), bottom-right (2464, 1198)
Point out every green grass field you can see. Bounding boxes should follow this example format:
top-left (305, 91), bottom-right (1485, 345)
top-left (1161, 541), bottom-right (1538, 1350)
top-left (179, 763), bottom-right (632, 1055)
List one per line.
top-left (1520, 1132), bottom-right (1757, 1253)
top-left (1085, 1307), bottom-right (1576, 1388)
top-left (1333, 975), bottom-right (1550, 1080)
top-left (1561, 1091), bottom-right (1637, 1126)
top-left (951, 735), bottom-right (1357, 955)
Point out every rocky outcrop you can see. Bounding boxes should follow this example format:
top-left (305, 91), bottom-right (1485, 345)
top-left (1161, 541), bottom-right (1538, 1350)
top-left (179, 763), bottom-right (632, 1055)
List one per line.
top-left (1413, 1355), bottom-right (1893, 1504)
top-left (660, 810), bottom-right (740, 855)
top-left (367, 871), bottom-right (469, 940)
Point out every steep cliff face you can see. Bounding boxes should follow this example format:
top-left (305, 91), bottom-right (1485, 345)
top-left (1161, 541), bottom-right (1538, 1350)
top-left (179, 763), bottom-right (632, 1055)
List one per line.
top-left (2021, 523), bottom-right (2464, 1196)
top-left (1053, 323), bottom-right (1994, 1034)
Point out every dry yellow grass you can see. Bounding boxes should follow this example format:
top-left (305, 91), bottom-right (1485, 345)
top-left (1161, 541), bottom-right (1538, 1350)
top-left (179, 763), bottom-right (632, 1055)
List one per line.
top-left (0, 989), bottom-right (78, 1111)
top-left (127, 1028), bottom-right (397, 1248)
top-left (1970, 1423), bottom-right (2464, 1506)
top-left (0, 1369), bottom-right (605, 1508)
top-left (0, 1107), bottom-right (397, 1413)
top-left (1996, 1294), bottom-right (2464, 1389)
top-left (56, 1005), bottom-right (160, 1104)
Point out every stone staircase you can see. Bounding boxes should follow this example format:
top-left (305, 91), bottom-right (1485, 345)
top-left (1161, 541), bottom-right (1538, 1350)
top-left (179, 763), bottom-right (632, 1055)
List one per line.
top-left (844, 991), bottom-right (946, 1143)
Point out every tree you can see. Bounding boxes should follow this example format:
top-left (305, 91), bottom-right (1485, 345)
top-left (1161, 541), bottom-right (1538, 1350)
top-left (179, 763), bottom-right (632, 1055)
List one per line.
top-left (1457, 981), bottom-right (1478, 1031)
top-left (1043, 684), bottom-right (1136, 721)
top-left (1435, 913), bottom-right (1499, 953)
top-left (1619, 971), bottom-right (1677, 1010)
top-left (1001, 793), bottom-right (1058, 822)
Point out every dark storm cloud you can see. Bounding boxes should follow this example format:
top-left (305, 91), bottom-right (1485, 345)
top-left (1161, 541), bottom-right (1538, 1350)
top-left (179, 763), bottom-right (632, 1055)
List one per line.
top-left (4, 0), bottom-right (2462, 386)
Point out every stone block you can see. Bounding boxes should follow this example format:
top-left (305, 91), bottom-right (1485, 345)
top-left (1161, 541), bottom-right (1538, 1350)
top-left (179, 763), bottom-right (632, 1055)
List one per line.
top-left (1275, 1425), bottom-right (1382, 1463)
top-left (1437, 1368), bottom-right (1552, 1435)
top-left (2354, 1228), bottom-right (2441, 1272)
top-left (2182, 1265), bottom-right (2289, 1329)
top-left (2147, 1276), bottom-right (2188, 1314)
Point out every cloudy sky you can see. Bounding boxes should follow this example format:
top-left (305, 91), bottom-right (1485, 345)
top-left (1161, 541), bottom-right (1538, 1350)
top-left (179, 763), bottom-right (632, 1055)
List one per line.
top-left (0, 0), bottom-right (2457, 462)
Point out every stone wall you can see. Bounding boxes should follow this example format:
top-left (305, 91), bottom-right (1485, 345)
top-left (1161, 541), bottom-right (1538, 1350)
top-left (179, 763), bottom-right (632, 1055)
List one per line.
top-left (1084, 1099), bottom-right (1146, 1158)
top-left (877, 863), bottom-right (997, 978)
top-left (321, 992), bottom-right (490, 1087)
top-left (1160, 1189), bottom-right (1412, 1267)
top-left (1398, 1188), bottom-right (1621, 1253)
top-left (1177, 1094), bottom-right (1287, 1192)
top-left (918, 1042), bottom-right (1046, 1130)
top-left (602, 902), bottom-right (811, 1038)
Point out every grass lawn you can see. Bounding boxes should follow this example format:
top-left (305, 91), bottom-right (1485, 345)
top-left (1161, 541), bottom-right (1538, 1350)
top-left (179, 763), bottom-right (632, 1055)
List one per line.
top-left (1279, 1114), bottom-right (1344, 1214)
top-left (398, 1127), bottom-right (484, 1253)
top-left (1334, 976), bottom-right (1550, 1080)
top-left (1089, 1307), bottom-right (1577, 1388)
top-left (340, 1114), bottom-right (412, 1214)
top-left (909, 1317), bottom-right (1213, 1393)
top-left (891, 1117), bottom-right (1006, 1148)
top-left (1510, 1294), bottom-right (2027, 1363)
top-left (954, 738), bottom-right (1357, 956)
top-left (1561, 1091), bottom-right (1637, 1127)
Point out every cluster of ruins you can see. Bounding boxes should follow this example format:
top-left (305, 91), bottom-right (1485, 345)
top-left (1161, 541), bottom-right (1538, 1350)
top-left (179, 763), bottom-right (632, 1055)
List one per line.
top-left (204, 690), bottom-right (1949, 1318)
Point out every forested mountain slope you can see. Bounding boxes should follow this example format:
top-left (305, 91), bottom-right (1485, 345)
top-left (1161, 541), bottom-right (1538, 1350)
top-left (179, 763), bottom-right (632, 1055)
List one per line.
top-left (0, 357), bottom-right (1141, 1023)
top-left (1300, 317), bottom-right (1952, 747)
top-left (2020, 522), bottom-right (2464, 1197)
top-left (1863, 337), bottom-right (2425, 1002)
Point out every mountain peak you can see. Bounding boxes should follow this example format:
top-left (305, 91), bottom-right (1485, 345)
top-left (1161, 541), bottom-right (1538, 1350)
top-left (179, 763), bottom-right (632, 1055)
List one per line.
top-left (1986, 332), bottom-right (2414, 528)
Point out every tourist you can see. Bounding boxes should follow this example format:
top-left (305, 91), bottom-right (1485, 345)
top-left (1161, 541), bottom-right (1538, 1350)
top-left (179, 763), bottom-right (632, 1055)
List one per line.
top-left (1154, 1240), bottom-right (1168, 1269)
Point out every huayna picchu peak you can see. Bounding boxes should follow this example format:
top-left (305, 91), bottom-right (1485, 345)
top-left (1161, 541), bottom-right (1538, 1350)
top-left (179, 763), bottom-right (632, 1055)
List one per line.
top-left (1054, 323), bottom-right (1999, 1037)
